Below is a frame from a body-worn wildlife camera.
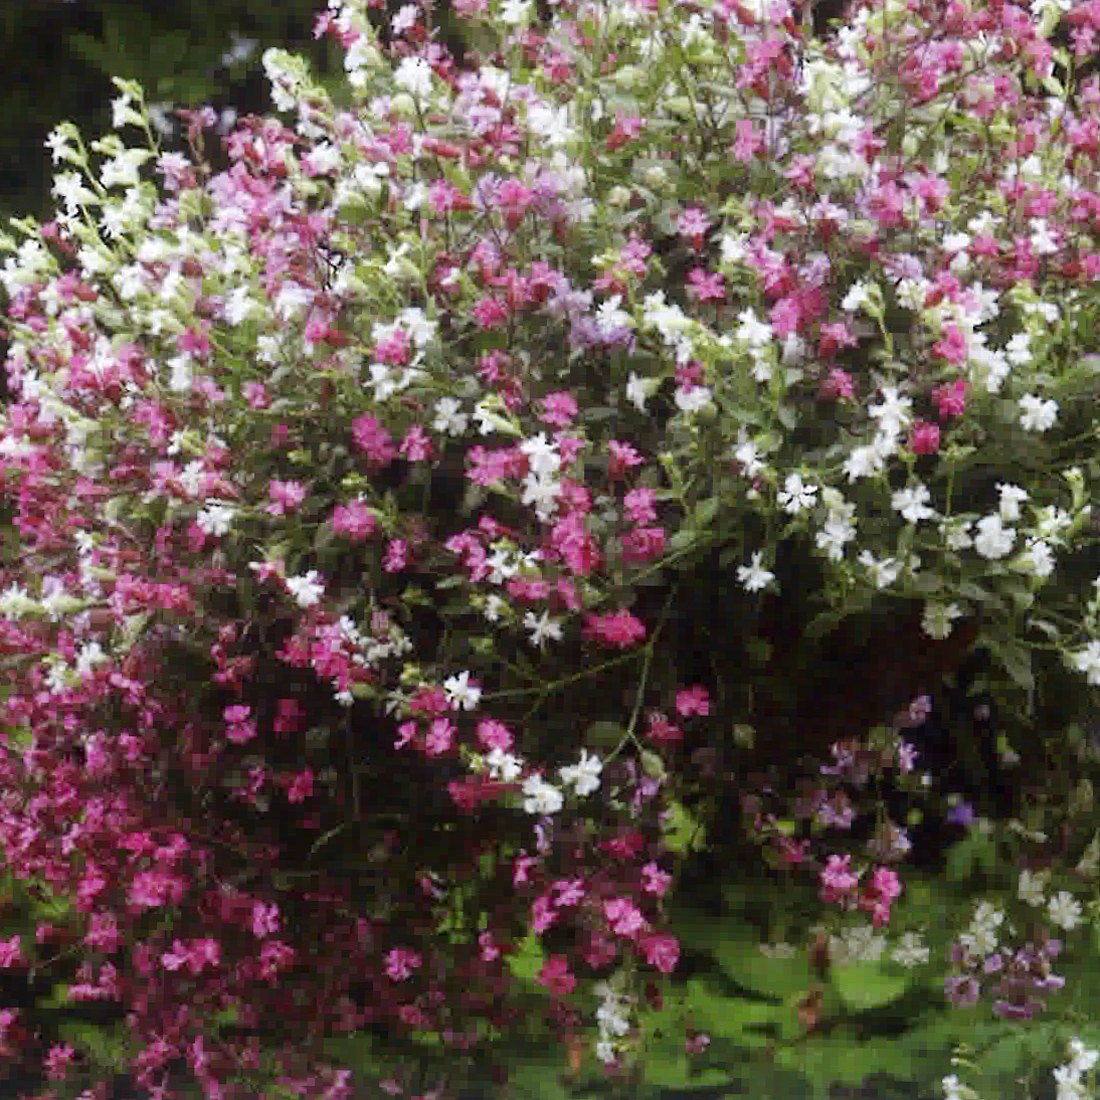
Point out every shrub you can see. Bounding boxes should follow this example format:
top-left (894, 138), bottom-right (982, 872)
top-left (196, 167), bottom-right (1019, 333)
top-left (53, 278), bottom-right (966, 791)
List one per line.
top-left (1, 0), bottom-right (1100, 1096)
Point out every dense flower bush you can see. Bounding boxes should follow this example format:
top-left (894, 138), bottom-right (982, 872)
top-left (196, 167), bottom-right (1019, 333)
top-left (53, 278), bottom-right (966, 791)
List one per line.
top-left (2, 0), bottom-right (1100, 1095)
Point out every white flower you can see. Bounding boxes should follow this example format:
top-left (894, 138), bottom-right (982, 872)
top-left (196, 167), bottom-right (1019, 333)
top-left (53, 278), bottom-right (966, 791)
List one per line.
top-left (841, 280), bottom-right (872, 312)
top-left (858, 551), bottom-right (901, 589)
top-left (286, 571), bottom-right (325, 609)
top-left (997, 483), bottom-right (1028, 521)
top-left (393, 56), bottom-right (433, 105)
top-left (737, 551), bottom-right (775, 593)
top-left (559, 749), bottom-right (603, 796)
top-left (443, 671), bottom-right (482, 711)
top-left (0, 584), bottom-right (36, 620)
top-left (522, 774), bottom-right (564, 814)
top-left (1016, 538), bottom-right (1055, 580)
top-left (1006, 332), bottom-right (1032, 365)
top-left (1069, 1039), bottom-right (1099, 1075)
top-left (816, 511), bottom-right (856, 561)
top-left (843, 437), bottom-right (890, 481)
top-left (595, 295), bottom-right (635, 336)
top-left (973, 513), bottom-right (1016, 560)
top-left (1048, 890), bottom-right (1082, 931)
top-left (736, 308), bottom-right (772, 349)
top-left (778, 472), bottom-right (818, 515)
top-left (674, 385), bottom-right (713, 414)
top-left (432, 397), bottom-right (468, 436)
top-left (922, 601), bottom-right (962, 640)
top-left (892, 482), bottom-right (936, 524)
top-left (524, 609), bottom-right (563, 648)
top-left (625, 371), bottom-right (659, 412)
top-left (941, 518), bottom-right (974, 550)
top-left (486, 747), bottom-right (523, 782)
top-left (734, 439), bottom-right (765, 478)
top-left (959, 902), bottom-right (1003, 956)
top-left (1017, 868), bottom-right (1049, 907)
top-left (891, 931), bottom-right (929, 967)
top-left (521, 474), bottom-right (562, 521)
top-left (196, 502), bottom-right (236, 537)
top-left (76, 642), bottom-right (108, 679)
top-left (1019, 393), bottom-right (1058, 432)
top-left (519, 433), bottom-right (561, 479)
top-left (869, 385), bottom-right (912, 436)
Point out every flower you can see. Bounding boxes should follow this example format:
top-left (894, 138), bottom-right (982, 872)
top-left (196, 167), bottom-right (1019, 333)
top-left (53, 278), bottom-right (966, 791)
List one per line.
top-left (973, 514), bottom-right (1016, 559)
top-left (892, 482), bottom-right (936, 524)
top-left (922, 601), bottom-right (962, 640)
top-left (997, 482), bottom-right (1029, 521)
top-left (1070, 641), bottom-right (1100, 685)
top-left (559, 749), bottom-right (603, 796)
top-left (522, 774), bottom-right (564, 814)
top-left (443, 670), bottom-right (482, 711)
top-left (1048, 890), bottom-right (1082, 931)
top-left (285, 571), bottom-right (325, 608)
top-left (777, 472), bottom-right (818, 514)
top-left (1017, 868), bottom-right (1048, 907)
top-left (1019, 393), bottom-right (1058, 431)
top-left (737, 551), bottom-right (775, 592)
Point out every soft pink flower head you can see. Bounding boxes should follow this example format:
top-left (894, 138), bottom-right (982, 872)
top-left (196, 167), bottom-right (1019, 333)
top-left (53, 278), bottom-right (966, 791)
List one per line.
top-left (933, 377), bottom-right (969, 418)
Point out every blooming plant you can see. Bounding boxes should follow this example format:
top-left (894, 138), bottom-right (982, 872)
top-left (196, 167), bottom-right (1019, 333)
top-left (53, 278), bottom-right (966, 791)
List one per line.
top-left (4, 0), bottom-right (1100, 1095)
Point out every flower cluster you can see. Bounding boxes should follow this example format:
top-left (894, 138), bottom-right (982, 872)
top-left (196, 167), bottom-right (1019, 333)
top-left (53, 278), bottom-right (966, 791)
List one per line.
top-left (2, 0), bottom-right (1100, 1093)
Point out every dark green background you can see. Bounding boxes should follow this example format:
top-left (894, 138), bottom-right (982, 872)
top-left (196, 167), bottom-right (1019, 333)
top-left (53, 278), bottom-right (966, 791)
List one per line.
top-left (0, 0), bottom-right (339, 226)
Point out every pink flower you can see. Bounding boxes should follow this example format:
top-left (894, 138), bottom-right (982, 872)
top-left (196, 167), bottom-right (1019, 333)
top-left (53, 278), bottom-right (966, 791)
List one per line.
top-left (351, 414), bottom-right (396, 468)
top-left (641, 861), bottom-right (672, 897)
top-left (603, 897), bottom-right (649, 939)
top-left (642, 933), bottom-right (680, 973)
top-left (0, 937), bottom-right (21, 968)
top-left (733, 118), bottom-right (764, 162)
top-left (538, 390), bottom-right (578, 427)
top-left (645, 711), bottom-right (683, 746)
top-left (266, 479), bottom-right (306, 516)
top-left (583, 610), bottom-right (646, 649)
top-left (933, 377), bottom-right (969, 417)
top-left (624, 487), bottom-right (657, 524)
top-left (687, 267), bottom-right (726, 302)
top-left (425, 718), bottom-right (455, 756)
top-left (607, 439), bottom-right (644, 479)
top-left (536, 954), bottom-right (576, 995)
top-left (45, 1043), bottom-right (75, 1082)
top-left (384, 948), bottom-right (422, 981)
top-left (252, 902), bottom-right (280, 939)
top-left (476, 718), bottom-right (514, 752)
top-left (819, 854), bottom-right (860, 904)
top-left (819, 367), bottom-right (855, 401)
top-left (332, 499), bottom-right (376, 540)
top-left (286, 769), bottom-right (313, 803)
top-left (621, 526), bottom-right (665, 564)
top-left (678, 207), bottom-right (711, 250)
top-left (911, 420), bottom-right (940, 454)
top-left (932, 322), bottom-right (967, 365)
top-left (383, 538), bottom-right (407, 572)
top-left (473, 296), bottom-right (509, 329)
top-left (675, 685), bottom-right (710, 717)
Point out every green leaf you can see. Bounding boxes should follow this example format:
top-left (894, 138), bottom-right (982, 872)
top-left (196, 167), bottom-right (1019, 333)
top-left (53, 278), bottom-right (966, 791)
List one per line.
top-left (831, 960), bottom-right (910, 1011)
top-left (715, 939), bottom-right (810, 1000)
top-left (662, 798), bottom-right (706, 854)
top-left (56, 1021), bottom-right (131, 1073)
top-left (506, 933), bottom-right (544, 983)
top-left (584, 720), bottom-right (627, 749)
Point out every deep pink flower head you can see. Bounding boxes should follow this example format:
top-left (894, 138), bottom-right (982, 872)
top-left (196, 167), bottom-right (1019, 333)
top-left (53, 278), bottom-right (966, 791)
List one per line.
top-left (911, 420), bottom-right (940, 454)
